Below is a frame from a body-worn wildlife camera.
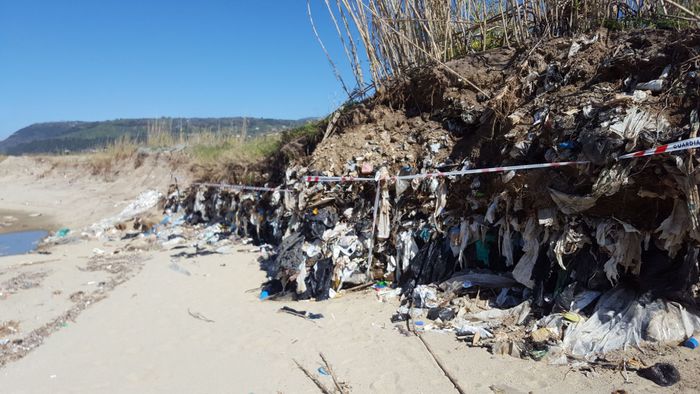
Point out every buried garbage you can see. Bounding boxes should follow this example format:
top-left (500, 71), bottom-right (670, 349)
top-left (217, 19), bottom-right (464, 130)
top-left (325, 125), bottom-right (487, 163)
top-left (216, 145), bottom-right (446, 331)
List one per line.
top-left (154, 29), bottom-right (700, 364)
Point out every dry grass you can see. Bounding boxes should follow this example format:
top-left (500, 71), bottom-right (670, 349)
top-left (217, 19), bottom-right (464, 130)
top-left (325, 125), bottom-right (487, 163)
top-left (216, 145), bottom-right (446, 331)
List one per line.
top-left (88, 136), bottom-right (139, 175)
top-left (315, 0), bottom-right (699, 93)
top-left (83, 121), bottom-right (322, 180)
top-left (189, 133), bottom-right (281, 164)
top-left (187, 122), bottom-right (323, 182)
top-left (0, 155), bottom-right (7, 164)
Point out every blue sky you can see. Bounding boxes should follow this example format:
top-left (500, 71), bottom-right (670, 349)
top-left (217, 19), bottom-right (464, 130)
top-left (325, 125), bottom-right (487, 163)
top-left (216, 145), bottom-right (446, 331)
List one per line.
top-left (0, 1), bottom-right (358, 139)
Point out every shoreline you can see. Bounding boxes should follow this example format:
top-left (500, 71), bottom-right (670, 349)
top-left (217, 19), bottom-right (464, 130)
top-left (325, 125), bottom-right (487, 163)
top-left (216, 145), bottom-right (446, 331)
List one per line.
top-left (0, 208), bottom-right (56, 235)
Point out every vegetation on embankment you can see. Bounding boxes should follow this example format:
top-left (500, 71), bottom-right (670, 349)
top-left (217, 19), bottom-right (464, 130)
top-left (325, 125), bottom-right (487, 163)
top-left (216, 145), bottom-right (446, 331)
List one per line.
top-left (0, 117), bottom-right (313, 155)
top-left (84, 120), bottom-right (326, 183)
top-left (318, 0), bottom-right (700, 94)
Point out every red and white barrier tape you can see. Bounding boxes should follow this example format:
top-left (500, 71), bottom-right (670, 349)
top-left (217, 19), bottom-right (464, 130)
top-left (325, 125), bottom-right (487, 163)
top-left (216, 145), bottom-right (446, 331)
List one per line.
top-left (305, 136), bottom-right (700, 184)
top-left (193, 182), bottom-right (289, 193)
top-left (194, 136), bottom-right (699, 193)
top-left (390, 161), bottom-right (588, 181)
top-left (304, 161), bottom-right (588, 183)
top-left (304, 175), bottom-right (375, 183)
top-left (619, 136), bottom-right (700, 159)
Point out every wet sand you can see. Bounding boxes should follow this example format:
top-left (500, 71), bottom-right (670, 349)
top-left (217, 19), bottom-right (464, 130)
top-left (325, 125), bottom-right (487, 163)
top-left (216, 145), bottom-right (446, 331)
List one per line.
top-left (0, 209), bottom-right (56, 235)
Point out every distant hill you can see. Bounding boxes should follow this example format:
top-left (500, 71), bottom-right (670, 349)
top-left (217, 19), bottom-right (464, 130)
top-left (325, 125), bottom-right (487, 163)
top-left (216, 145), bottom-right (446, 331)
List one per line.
top-left (0, 117), bottom-right (314, 155)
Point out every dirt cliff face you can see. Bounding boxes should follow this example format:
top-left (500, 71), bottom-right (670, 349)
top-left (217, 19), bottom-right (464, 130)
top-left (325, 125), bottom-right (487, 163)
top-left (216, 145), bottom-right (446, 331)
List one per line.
top-left (305, 28), bottom-right (699, 229)
top-left (311, 29), bottom-right (699, 177)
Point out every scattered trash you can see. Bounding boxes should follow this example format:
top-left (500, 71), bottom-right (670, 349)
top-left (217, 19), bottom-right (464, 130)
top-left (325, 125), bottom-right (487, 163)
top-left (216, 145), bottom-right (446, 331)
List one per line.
top-left (684, 337), bottom-right (698, 349)
top-left (294, 353), bottom-right (351, 394)
top-left (278, 306), bottom-right (324, 320)
top-left (87, 190), bottom-right (164, 237)
top-left (638, 362), bottom-right (681, 387)
top-left (0, 321), bottom-right (20, 338)
top-left (168, 261), bottom-right (191, 276)
top-left (187, 308), bottom-right (215, 323)
top-left (426, 307), bottom-right (455, 321)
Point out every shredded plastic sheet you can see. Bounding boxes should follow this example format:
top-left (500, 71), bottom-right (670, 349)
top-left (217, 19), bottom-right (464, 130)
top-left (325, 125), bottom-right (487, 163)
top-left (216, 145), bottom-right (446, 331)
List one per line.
top-left (469, 301), bottom-right (531, 324)
top-left (396, 230), bottom-right (418, 273)
top-left (609, 106), bottom-right (669, 150)
top-left (413, 285), bottom-right (439, 308)
top-left (553, 223), bottom-right (589, 269)
top-left (563, 287), bottom-right (700, 360)
top-left (296, 261), bottom-right (308, 294)
top-left (670, 157), bottom-right (700, 232)
top-left (193, 188), bottom-right (208, 222)
top-left (595, 220), bottom-right (643, 285)
top-left (455, 218), bottom-right (483, 267)
top-left (549, 189), bottom-right (597, 214)
top-left (498, 217), bottom-right (515, 267)
top-left (634, 65), bottom-right (671, 93)
top-left (485, 192), bottom-right (506, 224)
top-left (432, 181), bottom-right (447, 230)
top-left (549, 163), bottom-right (633, 216)
top-left (440, 271), bottom-right (520, 290)
top-left (456, 324), bottom-right (494, 338)
top-left (448, 226), bottom-right (461, 257)
top-left (88, 190), bottom-right (163, 237)
top-left (512, 216), bottom-right (542, 288)
top-left (377, 186), bottom-right (391, 240)
top-left (592, 163), bottom-right (633, 197)
top-left (656, 199), bottom-right (690, 258)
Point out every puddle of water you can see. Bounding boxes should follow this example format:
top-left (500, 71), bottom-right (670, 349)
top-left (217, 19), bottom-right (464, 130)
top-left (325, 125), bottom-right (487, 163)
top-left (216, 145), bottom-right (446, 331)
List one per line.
top-left (0, 230), bottom-right (49, 257)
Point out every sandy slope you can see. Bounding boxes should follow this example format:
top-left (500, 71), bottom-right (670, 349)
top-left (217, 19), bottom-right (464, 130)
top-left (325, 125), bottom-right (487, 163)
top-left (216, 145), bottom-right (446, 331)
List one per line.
top-left (0, 155), bottom-right (697, 393)
top-left (0, 155), bottom-right (190, 232)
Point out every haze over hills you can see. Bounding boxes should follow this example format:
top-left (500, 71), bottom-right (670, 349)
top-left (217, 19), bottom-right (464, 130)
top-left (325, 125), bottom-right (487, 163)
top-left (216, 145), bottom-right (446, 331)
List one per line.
top-left (0, 117), bottom-right (314, 155)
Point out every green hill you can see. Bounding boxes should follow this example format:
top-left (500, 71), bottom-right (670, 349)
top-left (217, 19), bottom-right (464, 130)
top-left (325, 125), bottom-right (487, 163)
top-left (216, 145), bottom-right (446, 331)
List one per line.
top-left (0, 117), bottom-right (313, 155)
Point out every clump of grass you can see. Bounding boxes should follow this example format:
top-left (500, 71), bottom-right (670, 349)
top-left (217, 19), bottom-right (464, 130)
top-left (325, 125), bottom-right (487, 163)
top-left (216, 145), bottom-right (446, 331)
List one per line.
top-left (0, 155), bottom-right (7, 163)
top-left (106, 135), bottom-right (139, 160)
top-left (189, 133), bottom-right (281, 164)
top-left (88, 135), bottom-right (139, 175)
top-left (146, 118), bottom-right (185, 148)
top-left (284, 122), bottom-right (322, 140)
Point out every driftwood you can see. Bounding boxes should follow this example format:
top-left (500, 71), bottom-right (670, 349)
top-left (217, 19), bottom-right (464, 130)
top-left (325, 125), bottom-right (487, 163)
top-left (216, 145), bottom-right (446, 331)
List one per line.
top-left (319, 352), bottom-right (351, 394)
top-left (187, 308), bottom-right (215, 323)
top-left (294, 359), bottom-right (334, 394)
top-left (417, 334), bottom-right (467, 394)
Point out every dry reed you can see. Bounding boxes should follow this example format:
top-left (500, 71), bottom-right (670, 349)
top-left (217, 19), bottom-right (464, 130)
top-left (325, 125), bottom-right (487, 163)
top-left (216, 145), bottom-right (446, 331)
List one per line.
top-left (313, 0), bottom-right (699, 93)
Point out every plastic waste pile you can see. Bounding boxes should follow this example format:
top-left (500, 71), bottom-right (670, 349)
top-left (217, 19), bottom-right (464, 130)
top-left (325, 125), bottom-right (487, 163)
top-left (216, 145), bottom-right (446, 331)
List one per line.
top-left (165, 185), bottom-right (287, 245)
top-left (170, 29), bottom-right (700, 362)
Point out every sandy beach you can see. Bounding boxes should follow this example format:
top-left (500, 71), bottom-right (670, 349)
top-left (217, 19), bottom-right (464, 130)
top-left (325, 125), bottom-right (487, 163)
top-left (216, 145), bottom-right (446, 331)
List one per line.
top-left (1, 156), bottom-right (699, 394)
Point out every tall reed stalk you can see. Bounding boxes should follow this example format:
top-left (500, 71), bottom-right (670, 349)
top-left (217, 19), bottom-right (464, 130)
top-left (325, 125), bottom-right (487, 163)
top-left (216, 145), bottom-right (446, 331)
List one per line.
top-left (313, 0), bottom-right (699, 93)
